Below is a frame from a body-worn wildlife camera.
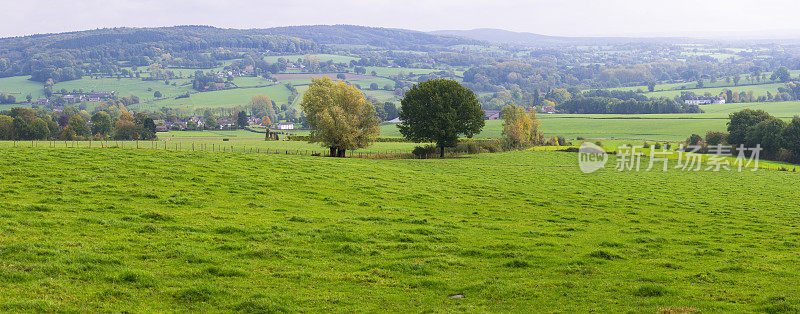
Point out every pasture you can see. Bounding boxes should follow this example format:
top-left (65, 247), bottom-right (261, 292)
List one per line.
top-left (378, 100), bottom-right (800, 141)
top-left (0, 76), bottom-right (45, 100)
top-left (1, 148), bottom-right (799, 312)
top-left (52, 78), bottom-right (194, 103)
top-left (140, 85), bottom-right (293, 110)
top-left (263, 54), bottom-right (358, 64)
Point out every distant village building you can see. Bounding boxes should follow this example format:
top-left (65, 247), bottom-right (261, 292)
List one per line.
top-left (684, 97), bottom-right (725, 106)
top-left (216, 118), bottom-right (234, 129)
top-left (88, 91), bottom-right (116, 101)
top-left (484, 110), bottom-right (501, 120)
top-left (541, 106), bottom-right (556, 114)
top-left (278, 122), bottom-right (295, 130)
top-left (62, 94), bottom-right (84, 103)
top-left (33, 99), bottom-right (50, 107)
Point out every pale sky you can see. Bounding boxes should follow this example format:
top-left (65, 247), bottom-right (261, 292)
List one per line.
top-left (2, 0), bottom-right (800, 38)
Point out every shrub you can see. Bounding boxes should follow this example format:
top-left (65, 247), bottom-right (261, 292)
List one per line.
top-left (705, 131), bottom-right (728, 146)
top-left (454, 141), bottom-right (480, 154)
top-left (642, 142), bottom-right (650, 149)
top-left (412, 145), bottom-right (438, 158)
top-left (556, 136), bottom-right (567, 146)
top-left (480, 140), bottom-right (503, 153)
top-left (653, 142), bottom-right (662, 149)
top-left (686, 134), bottom-right (703, 146)
top-left (778, 148), bottom-right (796, 163)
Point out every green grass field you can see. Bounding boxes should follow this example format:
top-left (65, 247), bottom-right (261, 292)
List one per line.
top-left (609, 80), bottom-right (785, 99)
top-left (645, 83), bottom-right (785, 99)
top-left (139, 85), bottom-right (293, 110)
top-left (53, 77), bottom-right (194, 103)
top-left (365, 66), bottom-right (438, 77)
top-left (263, 54), bottom-right (358, 64)
top-left (379, 101), bottom-right (800, 142)
top-left (2, 148), bottom-right (800, 312)
top-left (381, 118), bottom-right (723, 141)
top-left (0, 76), bottom-right (45, 100)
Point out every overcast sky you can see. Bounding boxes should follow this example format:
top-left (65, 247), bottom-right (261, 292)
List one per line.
top-left (3, 0), bottom-right (800, 38)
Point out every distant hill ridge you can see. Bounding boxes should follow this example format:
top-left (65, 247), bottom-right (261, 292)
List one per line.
top-left (430, 28), bottom-right (698, 46)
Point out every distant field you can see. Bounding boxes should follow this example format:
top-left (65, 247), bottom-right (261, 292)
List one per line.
top-left (381, 101), bottom-right (800, 141)
top-left (139, 85), bottom-right (293, 110)
top-left (645, 83), bottom-right (785, 99)
top-left (0, 76), bottom-right (45, 100)
top-left (608, 81), bottom-right (785, 99)
top-left (272, 73), bottom-right (379, 81)
top-left (53, 78), bottom-right (194, 102)
top-left (365, 66), bottom-right (437, 77)
top-left (232, 77), bottom-right (273, 87)
top-left (1, 138), bottom-right (420, 155)
top-left (2, 148), bottom-right (800, 311)
top-left (263, 54), bottom-right (358, 63)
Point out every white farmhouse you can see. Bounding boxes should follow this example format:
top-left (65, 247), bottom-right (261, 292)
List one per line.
top-left (278, 122), bottom-right (295, 130)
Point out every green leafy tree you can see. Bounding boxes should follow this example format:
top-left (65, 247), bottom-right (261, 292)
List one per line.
top-left (647, 82), bottom-right (656, 92)
top-left (727, 109), bottom-right (772, 147)
top-left (134, 113), bottom-right (157, 140)
top-left (399, 79), bottom-right (485, 157)
top-left (60, 126), bottom-right (76, 140)
top-left (91, 112), bottom-right (112, 136)
top-left (771, 66), bottom-right (791, 82)
top-left (67, 114), bottom-right (90, 138)
top-left (30, 118), bottom-right (50, 140)
top-left (383, 102), bottom-right (398, 120)
top-left (745, 117), bottom-right (787, 157)
top-left (300, 77), bottom-right (380, 157)
top-left (249, 95), bottom-right (276, 123)
top-left (782, 116), bottom-right (800, 159)
top-left (705, 131), bottom-right (728, 147)
top-left (0, 115), bottom-right (13, 140)
top-left (686, 134), bottom-right (703, 146)
top-left (204, 111), bottom-right (218, 130)
top-left (236, 111), bottom-right (248, 129)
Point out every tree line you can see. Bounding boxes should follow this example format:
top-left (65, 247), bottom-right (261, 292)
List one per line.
top-left (0, 107), bottom-right (156, 141)
top-left (687, 109), bottom-right (800, 163)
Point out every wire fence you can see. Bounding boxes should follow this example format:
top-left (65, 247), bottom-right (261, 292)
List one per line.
top-left (4, 140), bottom-right (462, 160)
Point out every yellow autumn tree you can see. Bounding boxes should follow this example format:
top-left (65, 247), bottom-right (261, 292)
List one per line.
top-left (114, 111), bottom-right (137, 140)
top-left (300, 78), bottom-right (380, 157)
top-left (501, 104), bottom-right (542, 149)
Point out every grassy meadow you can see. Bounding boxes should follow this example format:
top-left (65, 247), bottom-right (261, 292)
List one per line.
top-left (2, 147), bottom-right (800, 312)
top-left (52, 78), bottom-right (194, 103)
top-left (378, 100), bottom-right (800, 141)
top-left (0, 76), bottom-right (46, 100)
top-left (139, 85), bottom-right (293, 110)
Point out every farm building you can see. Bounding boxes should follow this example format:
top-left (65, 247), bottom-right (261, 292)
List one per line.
top-left (484, 110), bottom-right (501, 120)
top-left (87, 91), bottom-right (116, 100)
top-left (541, 106), bottom-right (556, 114)
top-left (278, 122), bottom-right (295, 130)
top-left (684, 97), bottom-right (725, 106)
